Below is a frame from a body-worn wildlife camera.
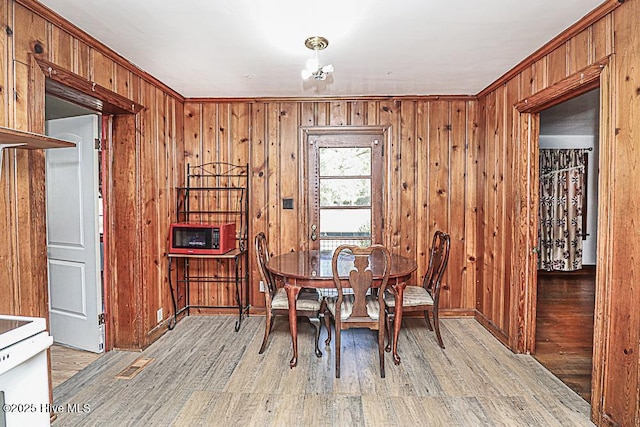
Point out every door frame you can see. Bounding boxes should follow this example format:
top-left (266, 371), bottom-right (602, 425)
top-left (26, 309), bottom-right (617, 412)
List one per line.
top-left (300, 126), bottom-right (391, 251)
top-left (30, 55), bottom-right (143, 351)
top-left (512, 59), bottom-right (613, 416)
top-left (513, 60), bottom-right (605, 353)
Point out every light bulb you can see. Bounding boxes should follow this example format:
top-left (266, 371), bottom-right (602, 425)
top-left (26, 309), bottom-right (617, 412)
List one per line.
top-left (322, 64), bottom-right (334, 73)
top-left (301, 69), bottom-right (312, 80)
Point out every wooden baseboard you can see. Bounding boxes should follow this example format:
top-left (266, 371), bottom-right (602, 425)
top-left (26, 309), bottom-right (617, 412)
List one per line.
top-left (474, 311), bottom-right (510, 348)
top-left (439, 308), bottom-right (476, 317)
top-left (398, 308), bottom-right (475, 318)
top-left (183, 307), bottom-right (476, 318)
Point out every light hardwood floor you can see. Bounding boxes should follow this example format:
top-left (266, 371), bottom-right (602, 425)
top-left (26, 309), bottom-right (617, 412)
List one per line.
top-left (51, 344), bottom-right (101, 389)
top-left (52, 316), bottom-right (594, 426)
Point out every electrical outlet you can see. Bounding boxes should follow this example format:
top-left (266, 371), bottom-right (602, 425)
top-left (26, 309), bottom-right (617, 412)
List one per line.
top-left (259, 280), bottom-right (265, 292)
top-left (157, 308), bottom-right (163, 323)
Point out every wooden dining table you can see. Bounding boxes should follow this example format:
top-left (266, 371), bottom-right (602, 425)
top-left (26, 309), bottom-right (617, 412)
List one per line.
top-left (266, 249), bottom-right (417, 368)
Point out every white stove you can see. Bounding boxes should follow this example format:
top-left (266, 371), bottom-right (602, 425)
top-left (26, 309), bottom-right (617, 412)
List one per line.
top-left (0, 315), bottom-right (53, 427)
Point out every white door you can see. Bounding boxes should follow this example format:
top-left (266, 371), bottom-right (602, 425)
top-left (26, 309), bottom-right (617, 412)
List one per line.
top-left (45, 115), bottom-right (103, 353)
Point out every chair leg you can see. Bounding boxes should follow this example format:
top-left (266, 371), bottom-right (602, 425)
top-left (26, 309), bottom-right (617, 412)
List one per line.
top-left (424, 310), bottom-right (434, 331)
top-left (384, 313), bottom-right (392, 352)
top-left (378, 327), bottom-right (386, 378)
top-left (335, 327), bottom-right (341, 378)
top-left (323, 311), bottom-right (332, 346)
top-left (432, 308), bottom-right (445, 349)
top-left (258, 313), bottom-right (274, 354)
top-left (310, 316), bottom-right (322, 358)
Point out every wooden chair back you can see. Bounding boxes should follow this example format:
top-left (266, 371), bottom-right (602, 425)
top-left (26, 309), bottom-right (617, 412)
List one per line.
top-left (331, 244), bottom-right (391, 323)
top-left (329, 243), bottom-right (391, 377)
top-left (255, 232), bottom-right (277, 302)
top-left (423, 230), bottom-right (451, 306)
top-left (255, 232), bottom-right (324, 359)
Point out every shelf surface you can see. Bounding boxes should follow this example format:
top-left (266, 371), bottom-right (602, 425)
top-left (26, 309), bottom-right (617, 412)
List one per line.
top-left (0, 126), bottom-right (76, 149)
top-left (168, 248), bottom-right (246, 259)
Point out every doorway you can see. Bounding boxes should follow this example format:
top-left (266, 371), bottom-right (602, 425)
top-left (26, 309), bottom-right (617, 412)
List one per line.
top-left (45, 95), bottom-right (104, 386)
top-left (304, 128), bottom-right (386, 254)
top-left (533, 89), bottom-right (599, 402)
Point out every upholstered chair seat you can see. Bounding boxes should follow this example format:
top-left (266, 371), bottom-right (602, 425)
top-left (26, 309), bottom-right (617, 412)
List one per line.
top-left (325, 294), bottom-right (381, 320)
top-left (272, 288), bottom-right (322, 311)
top-left (384, 285), bottom-right (434, 308)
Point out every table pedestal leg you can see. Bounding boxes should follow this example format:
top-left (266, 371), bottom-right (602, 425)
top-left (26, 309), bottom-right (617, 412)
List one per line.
top-left (392, 283), bottom-right (406, 365)
top-left (284, 283), bottom-right (301, 368)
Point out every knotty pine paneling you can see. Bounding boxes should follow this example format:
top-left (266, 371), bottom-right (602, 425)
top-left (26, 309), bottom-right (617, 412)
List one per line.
top-left (398, 101), bottom-right (417, 280)
top-left (140, 83), bottom-right (162, 337)
top-left (384, 101), bottom-right (402, 251)
top-left (476, 2), bottom-right (640, 425)
top-left (102, 77), bottom-right (184, 349)
top-left (463, 100), bottom-right (479, 311)
top-left (184, 98), bottom-right (478, 317)
top-left (74, 38), bottom-right (91, 80)
top-left (0, 1), bottom-right (14, 313)
top-left (107, 114), bottom-right (141, 347)
top-left (546, 44), bottom-right (568, 87)
top-left (278, 102), bottom-right (300, 253)
top-left (503, 76), bottom-right (520, 335)
top-left (426, 101), bottom-right (454, 301)
top-left (592, 13), bottom-right (613, 64)
top-left (504, 75), bottom-right (523, 349)
top-left (114, 63), bottom-right (132, 99)
top-left (6, 3), bottom-right (48, 319)
top-left (415, 101), bottom-right (431, 298)
top-left (476, 11), bottom-right (618, 346)
top-left (181, 102), bottom-right (251, 313)
top-left (449, 100), bottom-right (471, 311)
top-left (0, 0), bottom-right (10, 126)
top-left (91, 50), bottom-right (114, 91)
top-left (5, 0), bottom-right (638, 423)
top-left (568, 28), bottom-right (591, 74)
top-left (49, 23), bottom-right (72, 71)
top-left (598, 4), bottom-right (640, 425)
top-left (1, 0), bottom-right (184, 351)
top-left (250, 102), bottom-right (268, 307)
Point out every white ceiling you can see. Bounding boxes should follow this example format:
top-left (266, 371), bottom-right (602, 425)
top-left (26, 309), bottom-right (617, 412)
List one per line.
top-left (37, 0), bottom-right (605, 98)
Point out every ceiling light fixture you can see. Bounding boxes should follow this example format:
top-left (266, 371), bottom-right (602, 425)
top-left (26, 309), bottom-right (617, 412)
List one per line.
top-left (301, 36), bottom-right (334, 81)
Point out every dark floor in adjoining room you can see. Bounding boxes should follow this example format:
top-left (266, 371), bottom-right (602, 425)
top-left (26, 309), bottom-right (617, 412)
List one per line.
top-left (534, 265), bottom-right (596, 402)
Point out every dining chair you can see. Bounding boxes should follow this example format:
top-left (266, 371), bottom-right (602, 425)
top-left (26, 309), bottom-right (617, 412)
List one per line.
top-left (324, 244), bottom-right (391, 378)
top-left (385, 230), bottom-right (450, 349)
top-left (254, 232), bottom-right (324, 357)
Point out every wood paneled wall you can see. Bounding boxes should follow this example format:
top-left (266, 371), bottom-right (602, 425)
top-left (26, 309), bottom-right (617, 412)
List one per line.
top-left (3, 0), bottom-right (638, 424)
top-left (0, 0), bottom-right (185, 350)
top-left (476, 9), bottom-right (617, 346)
top-left (183, 99), bottom-right (479, 316)
top-left (476, 0), bottom-right (640, 425)
top-left (597, 3), bottom-right (640, 425)
top-left (0, 0), bottom-right (49, 318)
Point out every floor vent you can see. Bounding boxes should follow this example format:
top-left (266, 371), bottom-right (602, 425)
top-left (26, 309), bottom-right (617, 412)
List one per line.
top-left (115, 358), bottom-right (154, 380)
